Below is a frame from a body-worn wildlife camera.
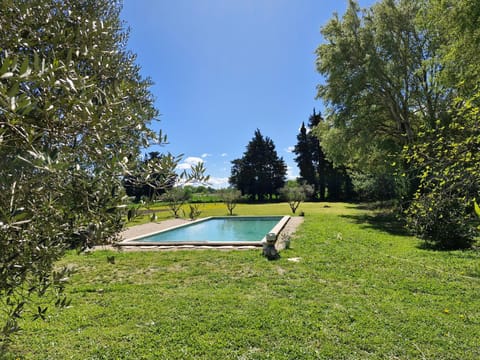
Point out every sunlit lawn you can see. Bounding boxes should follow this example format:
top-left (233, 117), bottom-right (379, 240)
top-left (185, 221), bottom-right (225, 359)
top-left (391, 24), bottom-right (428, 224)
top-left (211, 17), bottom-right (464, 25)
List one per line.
top-left (7, 203), bottom-right (480, 359)
top-left (126, 201), bottom-right (344, 226)
top-left (125, 201), bottom-right (294, 226)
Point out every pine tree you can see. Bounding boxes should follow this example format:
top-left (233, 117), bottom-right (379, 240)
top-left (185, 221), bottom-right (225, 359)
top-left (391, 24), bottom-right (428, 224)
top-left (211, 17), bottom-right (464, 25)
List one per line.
top-left (229, 130), bottom-right (287, 201)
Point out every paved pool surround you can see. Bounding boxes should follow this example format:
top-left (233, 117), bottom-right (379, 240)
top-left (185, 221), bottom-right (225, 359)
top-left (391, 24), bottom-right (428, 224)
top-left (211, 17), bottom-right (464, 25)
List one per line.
top-left (118, 216), bottom-right (291, 247)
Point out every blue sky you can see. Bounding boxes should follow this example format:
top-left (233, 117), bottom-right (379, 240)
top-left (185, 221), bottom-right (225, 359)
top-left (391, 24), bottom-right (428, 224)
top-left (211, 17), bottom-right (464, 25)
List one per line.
top-left (121, 0), bottom-right (375, 188)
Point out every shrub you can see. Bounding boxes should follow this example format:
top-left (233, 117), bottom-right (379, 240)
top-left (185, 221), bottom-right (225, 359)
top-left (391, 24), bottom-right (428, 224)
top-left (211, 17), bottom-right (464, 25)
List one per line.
top-left (161, 188), bottom-right (190, 218)
top-left (406, 190), bottom-right (477, 249)
top-left (186, 204), bottom-right (202, 220)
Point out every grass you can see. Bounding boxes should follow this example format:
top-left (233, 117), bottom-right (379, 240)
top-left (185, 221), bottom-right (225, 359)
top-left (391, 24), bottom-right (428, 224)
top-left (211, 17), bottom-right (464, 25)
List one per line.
top-left (126, 201), bottom-right (297, 226)
top-left (6, 203), bottom-right (480, 359)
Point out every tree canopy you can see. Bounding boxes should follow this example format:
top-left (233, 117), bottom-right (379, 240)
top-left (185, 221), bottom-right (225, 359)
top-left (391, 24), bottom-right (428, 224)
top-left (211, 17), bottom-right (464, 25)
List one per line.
top-left (405, 91), bottom-right (480, 249)
top-left (294, 110), bottom-right (326, 200)
top-left (229, 129), bottom-right (287, 201)
top-left (316, 0), bottom-right (449, 179)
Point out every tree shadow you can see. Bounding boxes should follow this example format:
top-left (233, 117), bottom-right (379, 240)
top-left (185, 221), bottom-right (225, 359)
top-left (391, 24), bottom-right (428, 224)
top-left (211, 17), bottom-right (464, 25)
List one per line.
top-left (341, 211), bottom-right (409, 237)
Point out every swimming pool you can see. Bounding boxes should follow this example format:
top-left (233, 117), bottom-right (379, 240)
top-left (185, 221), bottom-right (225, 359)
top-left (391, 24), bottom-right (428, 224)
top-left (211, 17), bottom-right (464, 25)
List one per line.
top-left (120, 216), bottom-right (290, 246)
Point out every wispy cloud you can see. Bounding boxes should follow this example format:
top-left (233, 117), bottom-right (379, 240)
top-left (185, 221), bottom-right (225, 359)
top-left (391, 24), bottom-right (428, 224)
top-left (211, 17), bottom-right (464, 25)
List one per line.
top-left (221, 153), bottom-right (228, 157)
top-left (201, 153), bottom-right (211, 158)
top-left (286, 146), bottom-right (295, 153)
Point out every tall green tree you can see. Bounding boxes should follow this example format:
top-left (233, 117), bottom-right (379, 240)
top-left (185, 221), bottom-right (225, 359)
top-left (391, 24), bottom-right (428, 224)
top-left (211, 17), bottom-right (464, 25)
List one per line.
top-left (402, 0), bottom-right (480, 248)
top-left (294, 110), bottom-right (352, 200)
top-left (229, 129), bottom-right (287, 201)
top-left (315, 0), bottom-right (449, 192)
top-left (0, 0), bottom-right (208, 345)
top-left (307, 110), bottom-right (329, 200)
top-left (293, 122), bottom-right (316, 193)
top-left (316, 0), bottom-right (479, 245)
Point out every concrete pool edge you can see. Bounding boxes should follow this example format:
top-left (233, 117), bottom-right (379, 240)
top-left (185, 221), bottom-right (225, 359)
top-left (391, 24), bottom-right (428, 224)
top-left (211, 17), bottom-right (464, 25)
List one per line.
top-left (116, 216), bottom-right (291, 247)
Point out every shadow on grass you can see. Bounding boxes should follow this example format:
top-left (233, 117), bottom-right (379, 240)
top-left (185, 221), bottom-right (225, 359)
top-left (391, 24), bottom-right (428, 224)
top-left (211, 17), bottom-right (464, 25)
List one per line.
top-left (341, 211), bottom-right (409, 237)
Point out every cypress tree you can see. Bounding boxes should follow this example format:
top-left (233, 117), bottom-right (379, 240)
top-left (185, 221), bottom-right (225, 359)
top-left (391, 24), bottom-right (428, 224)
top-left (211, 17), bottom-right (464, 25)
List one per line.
top-left (294, 109), bottom-right (353, 201)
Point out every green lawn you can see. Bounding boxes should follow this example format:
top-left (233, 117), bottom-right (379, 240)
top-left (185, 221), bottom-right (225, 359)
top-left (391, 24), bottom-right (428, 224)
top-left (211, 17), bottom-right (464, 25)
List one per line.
top-left (125, 201), bottom-right (294, 226)
top-left (7, 203), bottom-right (480, 359)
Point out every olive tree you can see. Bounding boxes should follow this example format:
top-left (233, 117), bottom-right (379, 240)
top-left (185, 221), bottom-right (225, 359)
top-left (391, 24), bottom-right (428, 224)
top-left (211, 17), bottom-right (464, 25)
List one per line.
top-left (219, 189), bottom-right (242, 216)
top-left (0, 0), bottom-right (209, 346)
top-left (280, 183), bottom-right (314, 214)
top-left (161, 187), bottom-right (191, 218)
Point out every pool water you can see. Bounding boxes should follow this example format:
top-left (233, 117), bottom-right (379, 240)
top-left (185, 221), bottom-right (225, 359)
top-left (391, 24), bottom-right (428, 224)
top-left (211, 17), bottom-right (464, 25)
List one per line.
top-left (133, 216), bottom-right (284, 243)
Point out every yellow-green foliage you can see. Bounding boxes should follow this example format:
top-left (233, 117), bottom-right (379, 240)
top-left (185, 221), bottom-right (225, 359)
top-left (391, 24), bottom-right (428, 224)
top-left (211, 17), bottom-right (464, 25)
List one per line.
top-left (405, 93), bottom-right (480, 249)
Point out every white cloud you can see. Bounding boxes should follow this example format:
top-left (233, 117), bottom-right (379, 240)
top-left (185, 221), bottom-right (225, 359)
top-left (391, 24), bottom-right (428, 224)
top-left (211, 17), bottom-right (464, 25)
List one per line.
top-left (286, 146), bottom-right (295, 153)
top-left (221, 153), bottom-right (228, 157)
top-left (177, 156), bottom-right (204, 170)
top-left (201, 153), bottom-right (211, 158)
top-left (286, 166), bottom-right (298, 180)
top-left (207, 177), bottom-right (230, 189)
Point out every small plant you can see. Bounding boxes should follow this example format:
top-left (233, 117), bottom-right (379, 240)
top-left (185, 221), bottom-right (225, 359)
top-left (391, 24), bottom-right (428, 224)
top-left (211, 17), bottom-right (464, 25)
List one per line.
top-left (127, 204), bottom-right (141, 222)
top-left (161, 187), bottom-right (190, 218)
top-left (187, 204), bottom-right (202, 220)
top-left (280, 233), bottom-right (291, 249)
top-left (150, 212), bottom-right (158, 222)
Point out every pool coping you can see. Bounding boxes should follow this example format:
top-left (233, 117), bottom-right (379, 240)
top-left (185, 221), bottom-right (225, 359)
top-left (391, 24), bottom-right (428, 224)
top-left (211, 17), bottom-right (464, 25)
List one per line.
top-left (117, 215), bottom-right (291, 247)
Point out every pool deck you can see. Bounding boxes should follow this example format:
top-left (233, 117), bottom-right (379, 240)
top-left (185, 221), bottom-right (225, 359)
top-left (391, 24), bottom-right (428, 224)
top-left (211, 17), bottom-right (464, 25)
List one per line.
top-left (95, 216), bottom-right (304, 251)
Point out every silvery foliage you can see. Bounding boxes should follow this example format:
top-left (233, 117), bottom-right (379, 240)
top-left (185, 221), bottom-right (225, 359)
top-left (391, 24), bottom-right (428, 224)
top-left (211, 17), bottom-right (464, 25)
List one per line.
top-left (0, 0), bottom-right (207, 345)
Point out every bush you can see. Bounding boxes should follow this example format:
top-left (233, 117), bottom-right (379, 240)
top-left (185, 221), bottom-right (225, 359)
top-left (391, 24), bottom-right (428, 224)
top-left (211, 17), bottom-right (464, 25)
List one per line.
top-left (406, 191), bottom-right (477, 249)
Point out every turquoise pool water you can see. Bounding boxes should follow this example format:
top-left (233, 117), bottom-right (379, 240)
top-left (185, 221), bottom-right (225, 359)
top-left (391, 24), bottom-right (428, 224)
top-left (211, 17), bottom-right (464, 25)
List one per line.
top-left (133, 216), bottom-right (284, 243)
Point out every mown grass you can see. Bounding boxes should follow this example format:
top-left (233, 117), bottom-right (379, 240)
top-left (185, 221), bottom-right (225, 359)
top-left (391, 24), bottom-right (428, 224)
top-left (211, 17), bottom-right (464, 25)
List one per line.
top-left (126, 201), bottom-right (333, 226)
top-left (6, 203), bottom-right (480, 359)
